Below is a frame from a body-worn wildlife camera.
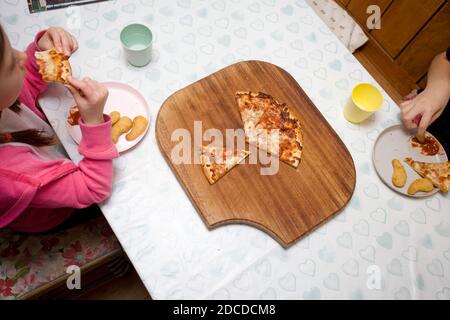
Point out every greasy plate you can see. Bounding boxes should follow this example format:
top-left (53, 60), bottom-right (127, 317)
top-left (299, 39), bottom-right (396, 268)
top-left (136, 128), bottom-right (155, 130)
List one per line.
top-left (67, 82), bottom-right (150, 153)
top-left (373, 124), bottom-right (448, 198)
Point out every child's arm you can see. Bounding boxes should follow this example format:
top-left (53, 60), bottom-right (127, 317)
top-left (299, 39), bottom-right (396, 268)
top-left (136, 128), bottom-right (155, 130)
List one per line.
top-left (29, 116), bottom-right (119, 208)
top-left (19, 30), bottom-right (49, 111)
top-left (29, 76), bottom-right (116, 207)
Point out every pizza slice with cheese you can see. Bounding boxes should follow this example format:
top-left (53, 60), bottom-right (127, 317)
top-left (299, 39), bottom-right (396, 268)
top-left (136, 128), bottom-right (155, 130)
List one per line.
top-left (201, 143), bottom-right (250, 184)
top-left (35, 48), bottom-right (72, 84)
top-left (404, 157), bottom-right (450, 192)
top-left (235, 91), bottom-right (303, 168)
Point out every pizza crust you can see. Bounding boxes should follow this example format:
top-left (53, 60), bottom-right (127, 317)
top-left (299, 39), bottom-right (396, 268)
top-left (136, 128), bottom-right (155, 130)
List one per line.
top-left (35, 48), bottom-right (72, 84)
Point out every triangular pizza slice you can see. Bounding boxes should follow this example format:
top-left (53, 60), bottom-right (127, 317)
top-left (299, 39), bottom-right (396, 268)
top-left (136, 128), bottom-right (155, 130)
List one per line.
top-left (201, 143), bottom-right (250, 184)
top-left (35, 48), bottom-right (72, 84)
top-left (404, 157), bottom-right (450, 192)
top-left (235, 91), bottom-right (303, 168)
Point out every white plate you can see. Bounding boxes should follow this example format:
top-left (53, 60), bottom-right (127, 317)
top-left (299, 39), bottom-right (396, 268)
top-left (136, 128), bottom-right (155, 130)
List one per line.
top-left (373, 125), bottom-right (448, 198)
top-left (66, 82), bottom-right (150, 153)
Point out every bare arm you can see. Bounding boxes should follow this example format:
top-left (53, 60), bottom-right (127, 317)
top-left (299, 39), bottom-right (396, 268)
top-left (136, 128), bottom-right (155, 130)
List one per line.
top-left (425, 52), bottom-right (450, 103)
top-left (400, 51), bottom-right (450, 141)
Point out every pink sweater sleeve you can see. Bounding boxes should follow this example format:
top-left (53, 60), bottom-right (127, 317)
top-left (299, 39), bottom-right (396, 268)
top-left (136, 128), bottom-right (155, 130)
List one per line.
top-left (29, 115), bottom-right (119, 208)
top-left (19, 30), bottom-right (49, 120)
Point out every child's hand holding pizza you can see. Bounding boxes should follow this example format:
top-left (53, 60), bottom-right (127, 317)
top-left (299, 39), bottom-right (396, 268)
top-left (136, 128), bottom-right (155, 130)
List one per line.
top-left (65, 76), bottom-right (108, 125)
top-left (34, 28), bottom-right (77, 84)
top-left (37, 27), bottom-right (78, 56)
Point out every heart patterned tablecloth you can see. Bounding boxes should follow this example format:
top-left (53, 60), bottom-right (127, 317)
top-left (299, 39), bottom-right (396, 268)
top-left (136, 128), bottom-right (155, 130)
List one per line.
top-left (1, 0), bottom-right (449, 299)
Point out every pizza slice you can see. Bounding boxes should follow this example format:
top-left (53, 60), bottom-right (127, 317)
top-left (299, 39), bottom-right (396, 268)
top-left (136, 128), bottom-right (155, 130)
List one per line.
top-left (201, 143), bottom-right (250, 184)
top-left (404, 157), bottom-right (450, 192)
top-left (35, 48), bottom-right (72, 84)
top-left (67, 106), bottom-right (80, 126)
top-left (235, 91), bottom-right (271, 140)
top-left (235, 91), bottom-right (303, 168)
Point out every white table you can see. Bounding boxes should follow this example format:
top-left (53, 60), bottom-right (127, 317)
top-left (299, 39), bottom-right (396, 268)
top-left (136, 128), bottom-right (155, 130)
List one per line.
top-left (2, 0), bottom-right (449, 300)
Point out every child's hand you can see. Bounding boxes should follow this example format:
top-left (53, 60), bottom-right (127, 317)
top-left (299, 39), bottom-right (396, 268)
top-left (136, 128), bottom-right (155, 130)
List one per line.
top-left (38, 27), bottom-right (78, 57)
top-left (400, 89), bottom-right (447, 141)
top-left (65, 76), bottom-right (108, 125)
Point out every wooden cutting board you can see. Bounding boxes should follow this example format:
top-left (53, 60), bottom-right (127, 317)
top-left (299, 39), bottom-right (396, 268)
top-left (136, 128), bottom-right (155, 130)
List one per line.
top-left (156, 61), bottom-right (356, 247)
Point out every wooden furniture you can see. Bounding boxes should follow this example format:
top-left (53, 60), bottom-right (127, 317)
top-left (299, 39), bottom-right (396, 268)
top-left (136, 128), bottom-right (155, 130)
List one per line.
top-left (336, 0), bottom-right (450, 101)
top-left (156, 60), bottom-right (356, 248)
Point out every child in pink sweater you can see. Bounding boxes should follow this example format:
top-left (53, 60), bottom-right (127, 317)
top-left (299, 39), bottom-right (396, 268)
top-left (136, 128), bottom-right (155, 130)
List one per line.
top-left (0, 26), bottom-right (118, 233)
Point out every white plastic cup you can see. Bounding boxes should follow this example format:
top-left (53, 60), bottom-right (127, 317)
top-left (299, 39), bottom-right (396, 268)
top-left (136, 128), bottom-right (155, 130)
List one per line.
top-left (120, 24), bottom-right (153, 67)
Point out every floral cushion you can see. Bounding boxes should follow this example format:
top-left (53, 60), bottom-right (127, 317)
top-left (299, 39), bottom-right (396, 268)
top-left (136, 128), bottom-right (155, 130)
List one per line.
top-left (0, 214), bottom-right (121, 300)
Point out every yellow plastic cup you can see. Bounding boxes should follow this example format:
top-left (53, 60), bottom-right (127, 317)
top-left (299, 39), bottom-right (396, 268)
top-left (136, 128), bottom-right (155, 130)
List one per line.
top-left (343, 83), bottom-right (384, 123)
